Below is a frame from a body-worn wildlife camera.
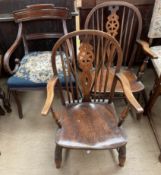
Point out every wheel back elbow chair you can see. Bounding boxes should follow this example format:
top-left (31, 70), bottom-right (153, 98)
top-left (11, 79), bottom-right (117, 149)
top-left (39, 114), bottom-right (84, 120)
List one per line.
top-left (3, 4), bottom-right (70, 118)
top-left (41, 30), bottom-right (143, 168)
top-left (84, 1), bottom-right (149, 117)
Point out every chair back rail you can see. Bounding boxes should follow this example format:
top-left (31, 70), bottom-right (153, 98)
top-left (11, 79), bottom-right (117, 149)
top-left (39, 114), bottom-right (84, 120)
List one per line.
top-left (84, 1), bottom-right (142, 68)
top-left (3, 5), bottom-right (70, 74)
top-left (13, 6), bottom-right (70, 54)
top-left (13, 8), bottom-right (70, 22)
top-left (52, 30), bottom-right (123, 105)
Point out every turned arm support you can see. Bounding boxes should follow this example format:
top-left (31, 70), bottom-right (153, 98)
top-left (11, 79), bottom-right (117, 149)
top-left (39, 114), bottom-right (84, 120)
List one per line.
top-left (3, 23), bottom-right (23, 75)
top-left (41, 76), bottom-right (58, 116)
top-left (137, 39), bottom-right (158, 59)
top-left (116, 72), bottom-right (143, 114)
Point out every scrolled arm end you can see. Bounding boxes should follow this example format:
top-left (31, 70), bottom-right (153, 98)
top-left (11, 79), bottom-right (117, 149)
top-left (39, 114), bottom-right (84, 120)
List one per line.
top-left (116, 72), bottom-right (143, 114)
top-left (137, 39), bottom-right (158, 59)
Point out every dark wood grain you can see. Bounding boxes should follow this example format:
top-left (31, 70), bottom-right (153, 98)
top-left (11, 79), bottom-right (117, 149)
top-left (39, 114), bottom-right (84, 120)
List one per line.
top-left (56, 103), bottom-right (127, 149)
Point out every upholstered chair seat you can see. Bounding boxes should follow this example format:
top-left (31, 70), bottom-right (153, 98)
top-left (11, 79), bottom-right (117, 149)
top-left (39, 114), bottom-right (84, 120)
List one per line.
top-left (8, 51), bottom-right (69, 88)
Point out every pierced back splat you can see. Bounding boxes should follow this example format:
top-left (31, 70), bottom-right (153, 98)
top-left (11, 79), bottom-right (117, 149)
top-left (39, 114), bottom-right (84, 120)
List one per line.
top-left (78, 43), bottom-right (94, 102)
top-left (52, 30), bottom-right (122, 105)
top-left (85, 1), bottom-right (142, 67)
top-left (106, 6), bottom-right (119, 38)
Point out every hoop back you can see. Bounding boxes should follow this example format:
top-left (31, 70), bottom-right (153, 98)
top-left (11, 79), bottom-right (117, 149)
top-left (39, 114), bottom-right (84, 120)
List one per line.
top-left (85, 1), bottom-right (142, 67)
top-left (52, 30), bottom-right (123, 104)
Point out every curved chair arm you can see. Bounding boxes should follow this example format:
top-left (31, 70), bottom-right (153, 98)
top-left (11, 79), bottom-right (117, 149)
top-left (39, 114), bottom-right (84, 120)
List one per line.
top-left (116, 72), bottom-right (143, 114)
top-left (3, 23), bottom-right (23, 74)
top-left (41, 76), bottom-right (58, 116)
top-left (137, 39), bottom-right (158, 59)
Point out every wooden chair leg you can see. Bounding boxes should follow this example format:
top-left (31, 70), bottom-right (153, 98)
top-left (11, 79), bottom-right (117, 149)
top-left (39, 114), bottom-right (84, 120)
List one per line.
top-left (55, 144), bottom-right (63, 169)
top-left (0, 87), bottom-right (11, 113)
top-left (118, 106), bottom-right (129, 127)
top-left (118, 145), bottom-right (126, 167)
top-left (144, 86), bottom-right (160, 115)
top-left (159, 153), bottom-right (161, 162)
top-left (12, 91), bottom-right (23, 119)
top-left (0, 105), bottom-right (5, 115)
top-left (142, 89), bottom-right (148, 106)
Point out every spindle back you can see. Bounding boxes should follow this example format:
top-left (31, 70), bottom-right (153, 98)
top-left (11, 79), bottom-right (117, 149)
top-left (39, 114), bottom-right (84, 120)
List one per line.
top-left (52, 30), bottom-right (123, 104)
top-left (85, 1), bottom-right (142, 67)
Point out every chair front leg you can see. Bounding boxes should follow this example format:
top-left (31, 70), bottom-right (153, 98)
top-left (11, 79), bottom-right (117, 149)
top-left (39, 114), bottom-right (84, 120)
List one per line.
top-left (0, 105), bottom-right (5, 115)
top-left (137, 57), bottom-right (149, 81)
top-left (55, 144), bottom-right (63, 168)
top-left (144, 86), bottom-right (161, 115)
top-left (118, 145), bottom-right (126, 167)
top-left (118, 105), bottom-right (129, 127)
top-left (12, 91), bottom-right (23, 119)
top-left (0, 87), bottom-right (11, 113)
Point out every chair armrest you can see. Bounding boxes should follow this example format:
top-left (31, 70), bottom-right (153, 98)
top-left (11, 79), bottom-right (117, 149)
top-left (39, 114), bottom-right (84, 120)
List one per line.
top-left (137, 39), bottom-right (158, 59)
top-left (116, 72), bottom-right (143, 114)
top-left (41, 76), bottom-right (58, 116)
top-left (3, 23), bottom-right (23, 74)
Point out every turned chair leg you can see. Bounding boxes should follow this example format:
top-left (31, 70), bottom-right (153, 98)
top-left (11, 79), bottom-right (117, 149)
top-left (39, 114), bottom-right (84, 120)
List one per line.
top-left (144, 86), bottom-right (160, 115)
top-left (12, 91), bottom-right (23, 119)
top-left (0, 105), bottom-right (5, 115)
top-left (0, 87), bottom-right (11, 114)
top-left (55, 144), bottom-right (63, 168)
top-left (118, 145), bottom-right (126, 167)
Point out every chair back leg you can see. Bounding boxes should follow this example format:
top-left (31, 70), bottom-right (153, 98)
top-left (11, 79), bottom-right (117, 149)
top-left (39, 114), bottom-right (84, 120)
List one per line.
top-left (12, 91), bottom-right (23, 119)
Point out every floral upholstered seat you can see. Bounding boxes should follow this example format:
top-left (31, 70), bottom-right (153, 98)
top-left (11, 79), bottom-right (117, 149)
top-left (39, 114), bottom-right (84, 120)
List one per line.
top-left (8, 51), bottom-right (69, 88)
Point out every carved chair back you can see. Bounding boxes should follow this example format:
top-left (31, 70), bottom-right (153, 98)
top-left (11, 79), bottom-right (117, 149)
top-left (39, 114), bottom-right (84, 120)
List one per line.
top-left (13, 5), bottom-right (70, 54)
top-left (85, 1), bottom-right (142, 68)
top-left (52, 30), bottom-right (122, 105)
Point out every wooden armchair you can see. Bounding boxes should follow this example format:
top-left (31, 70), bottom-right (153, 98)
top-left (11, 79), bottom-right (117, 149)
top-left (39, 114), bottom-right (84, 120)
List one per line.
top-left (84, 1), bottom-right (149, 116)
top-left (3, 4), bottom-right (70, 118)
top-left (41, 30), bottom-right (143, 168)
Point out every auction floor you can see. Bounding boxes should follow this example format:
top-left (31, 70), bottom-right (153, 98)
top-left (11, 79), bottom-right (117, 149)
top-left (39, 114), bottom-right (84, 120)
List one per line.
top-left (0, 68), bottom-right (161, 175)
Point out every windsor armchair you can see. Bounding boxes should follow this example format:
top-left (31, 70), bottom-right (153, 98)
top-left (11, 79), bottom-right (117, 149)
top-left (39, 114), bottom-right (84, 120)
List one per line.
top-left (41, 30), bottom-right (143, 168)
top-left (3, 5), bottom-right (70, 118)
top-left (84, 1), bottom-right (149, 112)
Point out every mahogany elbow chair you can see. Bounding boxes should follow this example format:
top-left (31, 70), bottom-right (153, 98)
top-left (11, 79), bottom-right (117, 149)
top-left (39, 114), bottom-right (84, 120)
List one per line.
top-left (41, 30), bottom-right (143, 168)
top-left (3, 5), bottom-right (71, 119)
